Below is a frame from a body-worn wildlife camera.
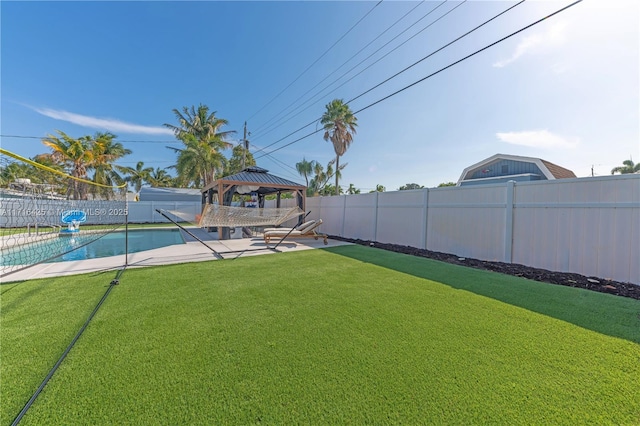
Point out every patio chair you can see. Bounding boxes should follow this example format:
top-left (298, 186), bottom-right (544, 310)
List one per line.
top-left (263, 219), bottom-right (328, 245)
top-left (262, 219), bottom-right (316, 234)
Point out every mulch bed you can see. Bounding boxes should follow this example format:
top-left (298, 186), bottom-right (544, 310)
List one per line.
top-left (330, 236), bottom-right (640, 300)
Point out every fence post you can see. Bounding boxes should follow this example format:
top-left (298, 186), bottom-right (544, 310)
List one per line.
top-left (422, 188), bottom-right (429, 250)
top-left (504, 181), bottom-right (515, 263)
top-left (373, 191), bottom-right (379, 242)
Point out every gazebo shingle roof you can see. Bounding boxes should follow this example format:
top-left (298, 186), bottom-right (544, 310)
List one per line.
top-left (201, 167), bottom-right (305, 196)
top-left (216, 167), bottom-right (304, 188)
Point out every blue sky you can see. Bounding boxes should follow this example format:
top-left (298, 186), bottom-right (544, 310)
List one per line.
top-left (2, 0), bottom-right (638, 191)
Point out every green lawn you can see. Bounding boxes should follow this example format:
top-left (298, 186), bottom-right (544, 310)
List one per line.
top-left (2, 245), bottom-right (639, 425)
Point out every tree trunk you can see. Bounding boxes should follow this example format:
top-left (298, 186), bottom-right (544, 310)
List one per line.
top-left (335, 155), bottom-right (340, 196)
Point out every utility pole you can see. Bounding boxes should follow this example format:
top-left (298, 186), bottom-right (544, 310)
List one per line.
top-left (242, 121), bottom-right (248, 170)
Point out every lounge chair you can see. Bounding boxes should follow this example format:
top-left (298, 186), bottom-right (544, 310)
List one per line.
top-left (263, 219), bottom-right (316, 234)
top-left (263, 219), bottom-right (328, 245)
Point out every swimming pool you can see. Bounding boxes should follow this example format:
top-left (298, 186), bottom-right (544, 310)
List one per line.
top-left (2, 228), bottom-right (185, 265)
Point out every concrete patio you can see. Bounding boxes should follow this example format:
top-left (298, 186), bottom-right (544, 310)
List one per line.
top-left (1, 228), bottom-right (350, 283)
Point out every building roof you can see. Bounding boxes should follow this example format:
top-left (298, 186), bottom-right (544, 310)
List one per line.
top-left (201, 167), bottom-right (306, 195)
top-left (139, 187), bottom-right (201, 201)
top-left (540, 159), bottom-right (577, 179)
top-left (458, 153), bottom-right (577, 185)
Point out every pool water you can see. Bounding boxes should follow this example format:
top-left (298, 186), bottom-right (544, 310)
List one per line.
top-left (3, 229), bottom-right (185, 265)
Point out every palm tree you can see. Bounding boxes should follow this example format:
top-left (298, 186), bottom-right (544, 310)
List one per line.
top-left (164, 104), bottom-right (234, 183)
top-left (346, 183), bottom-right (360, 194)
top-left (118, 161), bottom-right (153, 194)
top-left (308, 161), bottom-right (328, 196)
top-left (307, 159), bottom-right (346, 196)
top-left (32, 153), bottom-right (66, 190)
top-left (321, 99), bottom-right (357, 196)
top-left (611, 159), bottom-right (640, 175)
top-left (398, 183), bottom-right (424, 191)
top-left (296, 158), bottom-right (317, 187)
top-left (164, 104), bottom-right (235, 144)
top-left (91, 132), bottom-right (131, 199)
top-left (168, 134), bottom-right (226, 187)
top-left (147, 167), bottom-right (174, 187)
top-left (369, 184), bottom-right (385, 193)
top-left (42, 130), bottom-right (95, 199)
top-left (0, 160), bottom-right (36, 187)
top-left (227, 144), bottom-right (256, 176)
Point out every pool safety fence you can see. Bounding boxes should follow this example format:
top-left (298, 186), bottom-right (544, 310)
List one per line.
top-left (1, 148), bottom-right (128, 277)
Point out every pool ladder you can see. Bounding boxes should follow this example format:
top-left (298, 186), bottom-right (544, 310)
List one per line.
top-left (27, 223), bottom-right (62, 236)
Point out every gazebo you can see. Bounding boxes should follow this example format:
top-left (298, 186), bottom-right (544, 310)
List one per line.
top-left (200, 166), bottom-right (307, 238)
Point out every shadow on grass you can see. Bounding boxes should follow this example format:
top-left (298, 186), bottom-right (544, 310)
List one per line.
top-left (325, 245), bottom-right (640, 344)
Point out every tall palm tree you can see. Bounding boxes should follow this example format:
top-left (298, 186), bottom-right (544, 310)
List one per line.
top-left (91, 132), bottom-right (131, 199)
top-left (164, 104), bottom-right (235, 183)
top-left (168, 134), bottom-right (226, 187)
top-left (164, 104), bottom-right (235, 144)
top-left (611, 159), bottom-right (640, 175)
top-left (118, 161), bottom-right (153, 194)
top-left (321, 99), bottom-right (357, 195)
top-left (295, 158), bottom-right (316, 187)
top-left (42, 130), bottom-right (95, 199)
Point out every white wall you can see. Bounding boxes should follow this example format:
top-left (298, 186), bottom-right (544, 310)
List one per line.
top-left (127, 201), bottom-right (202, 223)
top-left (301, 175), bottom-right (640, 284)
top-left (510, 176), bottom-right (640, 283)
top-left (427, 184), bottom-right (506, 261)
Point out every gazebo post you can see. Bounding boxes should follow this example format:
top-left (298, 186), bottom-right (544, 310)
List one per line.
top-left (220, 182), bottom-right (234, 240)
top-left (296, 190), bottom-right (305, 225)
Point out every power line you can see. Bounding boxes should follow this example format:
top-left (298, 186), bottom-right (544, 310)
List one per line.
top-left (256, 0), bottom-right (583, 159)
top-left (351, 0), bottom-right (583, 116)
top-left (347, 0), bottom-right (525, 105)
top-left (4, 1), bottom-right (523, 165)
top-left (253, 0), bottom-right (464, 143)
top-left (0, 135), bottom-right (181, 144)
top-left (251, 0), bottom-right (521, 157)
top-left (255, 128), bottom-right (323, 160)
top-left (116, 160), bottom-right (175, 165)
top-left (246, 0), bottom-right (384, 124)
top-left (250, 0), bottom-right (430, 138)
top-left (249, 142), bottom-right (300, 176)
top-left (256, 151), bottom-right (302, 182)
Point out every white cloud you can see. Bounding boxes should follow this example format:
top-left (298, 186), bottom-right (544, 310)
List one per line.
top-left (496, 130), bottom-right (579, 149)
top-left (33, 107), bottom-right (173, 135)
top-left (493, 21), bottom-right (568, 68)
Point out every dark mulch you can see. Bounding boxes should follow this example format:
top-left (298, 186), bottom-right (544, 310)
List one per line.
top-left (330, 236), bottom-right (640, 300)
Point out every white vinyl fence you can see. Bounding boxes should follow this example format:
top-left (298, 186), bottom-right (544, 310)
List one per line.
top-left (127, 201), bottom-right (202, 223)
top-left (291, 175), bottom-right (639, 284)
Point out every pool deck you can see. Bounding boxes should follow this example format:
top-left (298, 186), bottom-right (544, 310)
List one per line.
top-left (1, 228), bottom-right (350, 283)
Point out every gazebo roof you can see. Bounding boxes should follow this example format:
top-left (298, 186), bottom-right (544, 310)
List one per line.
top-left (201, 166), bottom-right (306, 196)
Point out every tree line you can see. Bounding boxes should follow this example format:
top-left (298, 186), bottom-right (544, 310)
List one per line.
top-left (0, 104), bottom-right (256, 200)
top-left (2, 98), bottom-right (637, 200)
